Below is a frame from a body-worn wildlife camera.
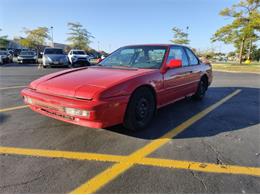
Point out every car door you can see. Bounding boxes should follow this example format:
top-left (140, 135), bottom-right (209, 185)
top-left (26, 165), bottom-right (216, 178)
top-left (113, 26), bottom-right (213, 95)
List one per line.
top-left (162, 46), bottom-right (193, 104)
top-left (184, 47), bottom-right (202, 94)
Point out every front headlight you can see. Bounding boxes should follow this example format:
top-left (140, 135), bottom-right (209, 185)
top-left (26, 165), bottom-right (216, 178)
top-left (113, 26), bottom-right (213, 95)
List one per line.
top-left (24, 96), bottom-right (33, 104)
top-left (64, 107), bottom-right (90, 117)
top-left (33, 56), bottom-right (37, 59)
top-left (17, 56), bottom-right (22, 59)
top-left (45, 56), bottom-right (52, 62)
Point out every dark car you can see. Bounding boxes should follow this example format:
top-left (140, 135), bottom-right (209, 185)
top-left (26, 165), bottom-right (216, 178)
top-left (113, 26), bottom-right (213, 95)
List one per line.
top-left (0, 50), bottom-right (10, 63)
top-left (17, 51), bottom-right (38, 64)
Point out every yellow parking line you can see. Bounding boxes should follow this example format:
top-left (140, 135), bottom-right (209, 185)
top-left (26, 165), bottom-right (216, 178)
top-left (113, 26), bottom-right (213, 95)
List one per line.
top-left (1, 145), bottom-right (259, 177)
top-left (70, 89), bottom-right (242, 194)
top-left (140, 157), bottom-right (260, 177)
top-left (0, 85), bottom-right (26, 90)
top-left (0, 146), bottom-right (126, 163)
top-left (0, 105), bottom-right (29, 113)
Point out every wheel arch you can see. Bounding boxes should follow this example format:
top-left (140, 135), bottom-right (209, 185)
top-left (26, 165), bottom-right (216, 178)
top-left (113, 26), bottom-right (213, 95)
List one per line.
top-left (201, 74), bottom-right (209, 88)
top-left (130, 84), bottom-right (157, 107)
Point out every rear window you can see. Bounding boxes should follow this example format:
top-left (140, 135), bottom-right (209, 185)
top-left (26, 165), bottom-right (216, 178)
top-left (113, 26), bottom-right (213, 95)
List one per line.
top-left (73, 51), bottom-right (85, 55)
top-left (44, 48), bottom-right (63, 54)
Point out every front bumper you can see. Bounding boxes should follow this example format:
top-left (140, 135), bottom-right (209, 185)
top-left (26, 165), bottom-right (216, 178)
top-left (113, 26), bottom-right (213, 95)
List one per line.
top-left (21, 88), bottom-right (129, 128)
top-left (18, 58), bottom-right (37, 63)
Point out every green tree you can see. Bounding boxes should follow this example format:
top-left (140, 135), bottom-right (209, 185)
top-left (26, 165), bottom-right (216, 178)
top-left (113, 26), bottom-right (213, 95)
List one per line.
top-left (67, 22), bottom-right (94, 50)
top-left (19, 27), bottom-right (50, 52)
top-left (0, 29), bottom-right (9, 48)
top-left (211, 0), bottom-right (260, 64)
top-left (170, 27), bottom-right (190, 45)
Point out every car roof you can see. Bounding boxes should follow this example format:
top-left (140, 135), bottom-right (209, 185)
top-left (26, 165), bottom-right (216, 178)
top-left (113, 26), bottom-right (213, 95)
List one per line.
top-left (44, 47), bottom-right (63, 50)
top-left (70, 49), bottom-right (85, 51)
top-left (123, 44), bottom-right (189, 48)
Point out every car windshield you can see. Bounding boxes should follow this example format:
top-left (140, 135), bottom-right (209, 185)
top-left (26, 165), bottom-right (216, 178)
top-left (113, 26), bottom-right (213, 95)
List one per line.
top-left (73, 51), bottom-right (85, 55)
top-left (44, 49), bottom-right (63, 54)
top-left (20, 52), bottom-right (35, 55)
top-left (99, 46), bottom-right (167, 69)
top-left (0, 51), bottom-right (7, 55)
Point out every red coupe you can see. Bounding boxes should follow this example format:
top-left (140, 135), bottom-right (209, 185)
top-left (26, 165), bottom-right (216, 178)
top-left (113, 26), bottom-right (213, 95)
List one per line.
top-left (21, 44), bottom-right (212, 131)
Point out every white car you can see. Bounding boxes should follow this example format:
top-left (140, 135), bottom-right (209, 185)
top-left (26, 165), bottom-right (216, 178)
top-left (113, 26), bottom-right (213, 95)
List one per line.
top-left (68, 49), bottom-right (90, 67)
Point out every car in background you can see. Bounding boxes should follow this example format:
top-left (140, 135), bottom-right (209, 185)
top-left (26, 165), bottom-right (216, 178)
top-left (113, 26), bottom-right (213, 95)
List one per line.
top-left (0, 50), bottom-right (10, 63)
top-left (42, 48), bottom-right (69, 68)
top-left (68, 49), bottom-right (90, 67)
top-left (13, 49), bottom-right (22, 57)
top-left (17, 51), bottom-right (38, 64)
top-left (21, 44), bottom-right (212, 131)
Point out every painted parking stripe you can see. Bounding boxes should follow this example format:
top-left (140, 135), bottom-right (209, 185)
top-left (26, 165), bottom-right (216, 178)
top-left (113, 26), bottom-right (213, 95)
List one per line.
top-left (70, 89), bottom-right (242, 194)
top-left (0, 85), bottom-right (26, 90)
top-left (1, 145), bottom-right (259, 177)
top-left (0, 105), bottom-right (28, 113)
top-left (140, 157), bottom-right (260, 177)
top-left (0, 146), bottom-right (125, 163)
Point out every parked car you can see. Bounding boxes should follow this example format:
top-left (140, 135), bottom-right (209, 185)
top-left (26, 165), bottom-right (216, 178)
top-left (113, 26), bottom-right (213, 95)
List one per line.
top-left (68, 49), bottom-right (90, 67)
top-left (17, 51), bottom-right (38, 64)
top-left (42, 48), bottom-right (69, 68)
top-left (0, 55), bottom-right (3, 64)
top-left (0, 50), bottom-right (10, 63)
top-left (21, 44), bottom-right (212, 131)
top-left (13, 49), bottom-right (22, 57)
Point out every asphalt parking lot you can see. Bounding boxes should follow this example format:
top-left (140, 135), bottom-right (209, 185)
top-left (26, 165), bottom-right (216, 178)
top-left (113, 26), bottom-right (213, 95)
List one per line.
top-left (0, 63), bottom-right (259, 193)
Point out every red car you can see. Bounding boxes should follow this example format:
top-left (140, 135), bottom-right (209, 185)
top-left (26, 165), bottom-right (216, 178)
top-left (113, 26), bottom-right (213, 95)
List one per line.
top-left (21, 44), bottom-right (212, 131)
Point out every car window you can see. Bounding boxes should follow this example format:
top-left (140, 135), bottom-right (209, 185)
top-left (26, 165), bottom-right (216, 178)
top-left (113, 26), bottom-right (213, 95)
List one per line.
top-left (44, 49), bottom-right (63, 54)
top-left (100, 46), bottom-right (167, 69)
top-left (185, 48), bottom-right (199, 65)
top-left (167, 46), bottom-right (189, 67)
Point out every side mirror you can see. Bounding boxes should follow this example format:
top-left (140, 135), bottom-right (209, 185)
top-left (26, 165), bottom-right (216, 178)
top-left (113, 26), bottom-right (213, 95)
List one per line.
top-left (166, 59), bottom-right (182, 69)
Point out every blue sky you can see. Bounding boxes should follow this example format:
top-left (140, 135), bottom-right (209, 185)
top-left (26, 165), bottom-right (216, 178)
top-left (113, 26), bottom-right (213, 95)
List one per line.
top-left (1, 0), bottom-right (238, 52)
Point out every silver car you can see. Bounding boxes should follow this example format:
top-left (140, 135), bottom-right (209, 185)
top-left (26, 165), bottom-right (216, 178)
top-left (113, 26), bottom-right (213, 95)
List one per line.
top-left (42, 48), bottom-right (69, 68)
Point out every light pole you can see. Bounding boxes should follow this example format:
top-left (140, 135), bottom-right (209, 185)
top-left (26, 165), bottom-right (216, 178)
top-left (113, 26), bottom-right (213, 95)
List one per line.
top-left (50, 26), bottom-right (54, 47)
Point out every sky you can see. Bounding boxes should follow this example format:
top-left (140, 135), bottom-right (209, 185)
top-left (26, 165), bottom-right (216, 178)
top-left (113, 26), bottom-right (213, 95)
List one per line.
top-left (1, 0), bottom-right (239, 53)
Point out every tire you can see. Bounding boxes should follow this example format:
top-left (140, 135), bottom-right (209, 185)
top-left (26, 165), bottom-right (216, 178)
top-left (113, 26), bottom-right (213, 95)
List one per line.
top-left (68, 63), bottom-right (74, 68)
top-left (123, 87), bottom-right (156, 131)
top-left (85, 61), bottom-right (91, 66)
top-left (193, 78), bottom-right (208, 100)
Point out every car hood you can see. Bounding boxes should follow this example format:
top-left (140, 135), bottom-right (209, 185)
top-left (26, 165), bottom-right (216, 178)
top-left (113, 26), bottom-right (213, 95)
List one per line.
top-left (73, 54), bottom-right (88, 58)
top-left (19, 55), bottom-right (35, 58)
top-left (30, 67), bottom-right (155, 100)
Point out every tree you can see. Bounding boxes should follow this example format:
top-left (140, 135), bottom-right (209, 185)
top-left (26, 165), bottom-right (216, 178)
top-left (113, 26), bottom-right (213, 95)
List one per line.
top-left (170, 27), bottom-right (190, 45)
top-left (211, 0), bottom-right (260, 64)
top-left (0, 29), bottom-right (9, 48)
top-left (251, 46), bottom-right (260, 61)
top-left (67, 22), bottom-right (94, 50)
top-left (19, 27), bottom-right (50, 52)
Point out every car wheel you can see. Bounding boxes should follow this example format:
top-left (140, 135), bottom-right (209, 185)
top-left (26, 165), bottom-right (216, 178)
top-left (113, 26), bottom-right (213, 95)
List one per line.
top-left (85, 61), bottom-right (91, 66)
top-left (68, 63), bottom-right (74, 68)
top-left (123, 87), bottom-right (156, 131)
top-left (193, 78), bottom-right (208, 100)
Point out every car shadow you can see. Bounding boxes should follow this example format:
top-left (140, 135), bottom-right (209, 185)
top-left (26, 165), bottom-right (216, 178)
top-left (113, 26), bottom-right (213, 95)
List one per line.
top-left (0, 114), bottom-right (10, 124)
top-left (106, 87), bottom-right (259, 140)
top-left (0, 63), bottom-right (38, 67)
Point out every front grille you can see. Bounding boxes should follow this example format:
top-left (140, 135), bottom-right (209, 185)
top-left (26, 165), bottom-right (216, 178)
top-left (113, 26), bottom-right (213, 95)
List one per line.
top-left (40, 108), bottom-right (74, 121)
